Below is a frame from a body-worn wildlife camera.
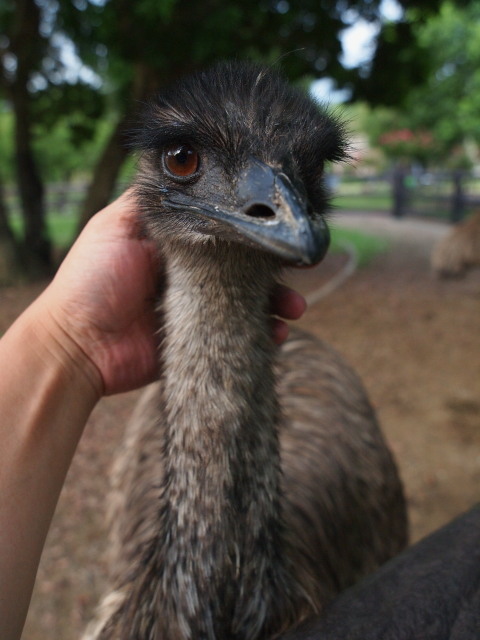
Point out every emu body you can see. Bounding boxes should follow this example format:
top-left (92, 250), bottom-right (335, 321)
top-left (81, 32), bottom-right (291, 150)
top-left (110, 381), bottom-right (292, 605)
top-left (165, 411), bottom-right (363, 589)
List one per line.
top-left (432, 211), bottom-right (480, 277)
top-left (85, 63), bottom-right (407, 640)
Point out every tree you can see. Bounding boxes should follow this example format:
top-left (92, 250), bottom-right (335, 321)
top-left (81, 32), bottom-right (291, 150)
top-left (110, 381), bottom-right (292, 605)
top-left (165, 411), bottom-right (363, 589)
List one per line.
top-left (0, 0), bottom-right (52, 277)
top-left (405, 2), bottom-right (480, 153)
top-left (352, 0), bottom-right (475, 106)
top-left (354, 1), bottom-right (480, 163)
top-left (61, 0), bottom-right (363, 229)
top-left (2, 0), bottom-right (474, 280)
top-left (0, 0), bottom-right (108, 279)
top-left (3, 0), bottom-right (390, 269)
top-left (61, 0), bottom-right (480, 228)
top-left (0, 174), bottom-right (21, 284)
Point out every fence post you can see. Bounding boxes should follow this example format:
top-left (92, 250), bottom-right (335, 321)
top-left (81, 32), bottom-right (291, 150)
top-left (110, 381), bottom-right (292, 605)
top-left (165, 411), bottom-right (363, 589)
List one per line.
top-left (451, 170), bottom-right (466, 223)
top-left (392, 164), bottom-right (408, 218)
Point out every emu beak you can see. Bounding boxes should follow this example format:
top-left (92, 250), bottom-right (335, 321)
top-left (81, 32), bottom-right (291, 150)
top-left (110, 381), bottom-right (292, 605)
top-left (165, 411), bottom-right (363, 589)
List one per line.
top-left (231, 161), bottom-right (330, 265)
top-left (167, 160), bottom-right (330, 266)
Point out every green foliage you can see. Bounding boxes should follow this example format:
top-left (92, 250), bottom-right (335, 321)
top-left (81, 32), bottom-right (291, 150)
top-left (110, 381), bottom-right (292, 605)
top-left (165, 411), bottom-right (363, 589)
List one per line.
top-left (3, 0), bottom-right (391, 198)
top-left (0, 101), bottom-right (119, 184)
top-left (0, 109), bottom-right (15, 182)
top-left (58, 0), bottom-right (394, 97)
top-left (10, 211), bottom-right (75, 249)
top-left (2, 1), bottom-right (393, 179)
top-left (353, 20), bottom-right (431, 107)
top-left (356, 1), bottom-right (480, 165)
top-left (32, 83), bottom-right (105, 144)
top-left (6, 0), bottom-right (477, 187)
top-left (135, 0), bottom-right (178, 21)
top-left (32, 114), bottom-right (118, 182)
top-left (407, 2), bottom-right (480, 148)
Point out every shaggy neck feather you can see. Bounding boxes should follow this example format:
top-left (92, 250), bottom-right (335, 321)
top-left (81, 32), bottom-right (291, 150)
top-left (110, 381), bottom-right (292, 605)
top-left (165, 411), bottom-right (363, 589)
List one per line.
top-left (122, 240), bottom-right (303, 639)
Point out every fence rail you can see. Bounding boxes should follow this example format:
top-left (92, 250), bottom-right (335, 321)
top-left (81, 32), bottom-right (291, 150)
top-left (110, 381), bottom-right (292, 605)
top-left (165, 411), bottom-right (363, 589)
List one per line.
top-left (333, 169), bottom-right (480, 222)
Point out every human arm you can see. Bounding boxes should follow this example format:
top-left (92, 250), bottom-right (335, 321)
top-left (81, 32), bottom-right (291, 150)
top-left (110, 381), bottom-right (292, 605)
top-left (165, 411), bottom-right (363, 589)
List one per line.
top-left (0, 191), bottom-right (161, 639)
top-left (0, 191), bottom-right (305, 639)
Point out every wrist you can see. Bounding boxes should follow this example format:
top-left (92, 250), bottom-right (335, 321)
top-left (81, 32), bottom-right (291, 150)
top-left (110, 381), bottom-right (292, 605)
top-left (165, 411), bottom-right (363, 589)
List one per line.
top-left (0, 291), bottom-right (102, 639)
top-left (20, 294), bottom-right (104, 404)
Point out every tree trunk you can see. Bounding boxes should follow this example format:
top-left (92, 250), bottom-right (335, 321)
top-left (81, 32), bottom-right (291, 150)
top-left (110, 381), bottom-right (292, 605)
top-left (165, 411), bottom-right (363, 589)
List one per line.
top-left (76, 63), bottom-right (164, 233)
top-left (11, 86), bottom-right (52, 276)
top-left (76, 117), bottom-right (131, 232)
top-left (0, 180), bottom-right (23, 286)
top-left (6, 0), bottom-right (52, 278)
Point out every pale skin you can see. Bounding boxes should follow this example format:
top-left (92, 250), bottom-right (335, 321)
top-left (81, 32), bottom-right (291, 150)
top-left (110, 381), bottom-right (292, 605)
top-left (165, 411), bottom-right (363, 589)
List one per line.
top-left (0, 191), bottom-right (306, 640)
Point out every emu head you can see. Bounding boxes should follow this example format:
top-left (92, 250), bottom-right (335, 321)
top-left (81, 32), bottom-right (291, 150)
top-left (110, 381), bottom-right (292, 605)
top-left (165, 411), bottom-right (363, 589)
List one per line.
top-left (132, 61), bottom-right (347, 266)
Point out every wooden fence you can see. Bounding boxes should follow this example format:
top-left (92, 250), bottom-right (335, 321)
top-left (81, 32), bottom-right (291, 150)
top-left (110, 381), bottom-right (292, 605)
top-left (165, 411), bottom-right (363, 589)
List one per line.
top-left (333, 169), bottom-right (480, 222)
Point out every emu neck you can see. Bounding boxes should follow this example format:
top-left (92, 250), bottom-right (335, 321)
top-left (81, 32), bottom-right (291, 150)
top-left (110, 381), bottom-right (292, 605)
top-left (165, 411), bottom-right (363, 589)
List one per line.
top-left (161, 240), bottom-right (281, 536)
top-left (154, 240), bottom-right (293, 638)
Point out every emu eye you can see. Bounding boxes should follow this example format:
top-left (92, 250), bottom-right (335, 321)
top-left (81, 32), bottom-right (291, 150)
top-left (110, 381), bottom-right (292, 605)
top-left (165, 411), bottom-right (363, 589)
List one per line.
top-left (163, 144), bottom-right (199, 178)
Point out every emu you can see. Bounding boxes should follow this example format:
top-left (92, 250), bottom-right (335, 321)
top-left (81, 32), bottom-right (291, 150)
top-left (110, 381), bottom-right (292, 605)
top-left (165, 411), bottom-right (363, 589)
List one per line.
top-left (85, 62), bottom-right (407, 640)
top-left (432, 211), bottom-right (480, 277)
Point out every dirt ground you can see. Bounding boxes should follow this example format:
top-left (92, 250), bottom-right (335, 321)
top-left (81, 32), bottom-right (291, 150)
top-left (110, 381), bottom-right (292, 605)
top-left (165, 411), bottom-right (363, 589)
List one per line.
top-left (2, 213), bottom-right (478, 639)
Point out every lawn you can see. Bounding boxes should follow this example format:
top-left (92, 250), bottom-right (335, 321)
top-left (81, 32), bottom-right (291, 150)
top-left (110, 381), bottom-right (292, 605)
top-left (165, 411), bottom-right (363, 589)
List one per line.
top-left (332, 194), bottom-right (392, 211)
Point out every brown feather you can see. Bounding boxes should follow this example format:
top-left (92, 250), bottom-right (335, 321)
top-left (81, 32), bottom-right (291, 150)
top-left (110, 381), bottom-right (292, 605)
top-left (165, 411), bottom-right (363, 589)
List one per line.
top-left (432, 211), bottom-right (480, 277)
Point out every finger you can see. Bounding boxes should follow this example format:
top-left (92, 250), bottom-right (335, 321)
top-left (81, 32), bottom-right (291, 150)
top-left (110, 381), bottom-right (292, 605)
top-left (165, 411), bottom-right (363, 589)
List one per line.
top-left (271, 285), bottom-right (307, 320)
top-left (272, 318), bottom-right (289, 345)
top-left (84, 190), bottom-right (141, 237)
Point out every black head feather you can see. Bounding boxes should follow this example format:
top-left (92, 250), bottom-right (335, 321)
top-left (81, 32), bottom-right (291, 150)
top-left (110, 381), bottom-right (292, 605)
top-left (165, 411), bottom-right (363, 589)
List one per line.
top-left (132, 61), bottom-right (348, 262)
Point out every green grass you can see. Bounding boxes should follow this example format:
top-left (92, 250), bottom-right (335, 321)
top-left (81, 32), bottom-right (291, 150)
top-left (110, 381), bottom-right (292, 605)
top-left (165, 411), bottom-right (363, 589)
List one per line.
top-left (329, 227), bottom-right (389, 266)
top-left (10, 213), bottom-right (78, 250)
top-left (46, 215), bottom-right (78, 248)
top-left (332, 194), bottom-right (392, 211)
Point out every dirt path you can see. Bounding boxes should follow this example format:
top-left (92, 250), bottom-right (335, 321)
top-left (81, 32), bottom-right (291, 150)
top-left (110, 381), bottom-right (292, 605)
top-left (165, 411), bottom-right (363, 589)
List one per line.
top-left (7, 213), bottom-right (479, 639)
top-left (288, 213), bottom-right (480, 542)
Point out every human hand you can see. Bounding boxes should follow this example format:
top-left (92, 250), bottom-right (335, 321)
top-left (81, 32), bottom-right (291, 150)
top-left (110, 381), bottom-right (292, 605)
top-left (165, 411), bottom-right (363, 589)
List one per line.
top-left (271, 284), bottom-right (306, 345)
top-left (38, 191), bottom-right (159, 396)
top-left (36, 191), bottom-right (306, 397)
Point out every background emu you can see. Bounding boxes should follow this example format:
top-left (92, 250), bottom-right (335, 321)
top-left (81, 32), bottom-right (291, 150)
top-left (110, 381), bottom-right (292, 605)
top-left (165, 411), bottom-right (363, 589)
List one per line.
top-left (431, 211), bottom-right (480, 277)
top-left (85, 62), bottom-right (407, 640)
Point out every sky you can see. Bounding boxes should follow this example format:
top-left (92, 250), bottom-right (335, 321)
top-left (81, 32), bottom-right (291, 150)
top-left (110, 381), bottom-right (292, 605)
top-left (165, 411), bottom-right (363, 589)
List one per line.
top-left (312, 0), bottom-right (403, 103)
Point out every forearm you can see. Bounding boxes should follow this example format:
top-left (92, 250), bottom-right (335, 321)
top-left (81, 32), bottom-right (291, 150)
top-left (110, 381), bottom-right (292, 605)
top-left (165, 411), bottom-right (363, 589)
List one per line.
top-left (0, 297), bottom-right (100, 640)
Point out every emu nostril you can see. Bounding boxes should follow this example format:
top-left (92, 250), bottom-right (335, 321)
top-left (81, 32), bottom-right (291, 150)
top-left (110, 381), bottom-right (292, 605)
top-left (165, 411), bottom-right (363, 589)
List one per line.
top-left (244, 204), bottom-right (276, 219)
